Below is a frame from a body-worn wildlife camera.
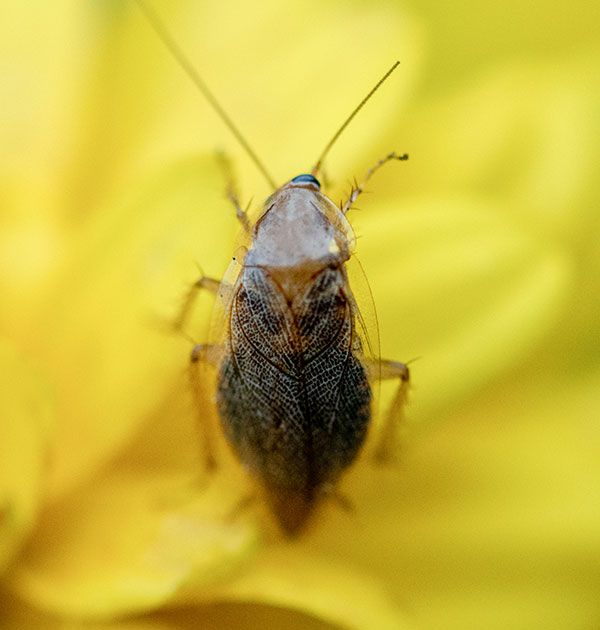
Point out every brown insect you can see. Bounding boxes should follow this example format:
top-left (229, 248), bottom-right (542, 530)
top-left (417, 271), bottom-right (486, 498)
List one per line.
top-left (136, 0), bottom-right (411, 536)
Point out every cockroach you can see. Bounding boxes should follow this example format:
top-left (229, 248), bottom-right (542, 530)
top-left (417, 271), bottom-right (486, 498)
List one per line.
top-left (136, 0), bottom-right (411, 536)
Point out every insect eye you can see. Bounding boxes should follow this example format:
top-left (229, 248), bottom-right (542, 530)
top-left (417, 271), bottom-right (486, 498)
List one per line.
top-left (290, 174), bottom-right (321, 188)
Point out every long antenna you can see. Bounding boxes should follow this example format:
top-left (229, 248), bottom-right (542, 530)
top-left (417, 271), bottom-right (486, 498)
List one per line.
top-left (134, 0), bottom-right (277, 190)
top-left (311, 61), bottom-right (400, 177)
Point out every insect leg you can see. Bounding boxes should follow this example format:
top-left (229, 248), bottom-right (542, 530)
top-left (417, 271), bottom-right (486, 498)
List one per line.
top-left (216, 151), bottom-right (252, 232)
top-left (368, 359), bottom-right (410, 464)
top-left (321, 483), bottom-right (355, 513)
top-left (190, 342), bottom-right (222, 365)
top-left (174, 275), bottom-right (230, 472)
top-left (189, 343), bottom-right (223, 472)
top-left (341, 152), bottom-right (409, 214)
top-left (172, 275), bottom-right (223, 335)
top-left (225, 493), bottom-right (257, 523)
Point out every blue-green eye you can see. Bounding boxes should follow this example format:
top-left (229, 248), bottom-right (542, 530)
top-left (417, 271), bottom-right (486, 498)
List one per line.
top-left (290, 174), bottom-right (320, 188)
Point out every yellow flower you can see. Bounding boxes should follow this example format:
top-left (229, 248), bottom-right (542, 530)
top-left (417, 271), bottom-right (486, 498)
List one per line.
top-left (1, 1), bottom-right (599, 629)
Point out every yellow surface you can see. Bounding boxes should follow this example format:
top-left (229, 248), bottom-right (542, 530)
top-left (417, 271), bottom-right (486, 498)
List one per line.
top-left (1, 1), bottom-right (598, 628)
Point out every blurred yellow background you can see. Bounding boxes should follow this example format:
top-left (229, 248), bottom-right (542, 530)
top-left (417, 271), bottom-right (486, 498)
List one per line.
top-left (1, 1), bottom-right (599, 629)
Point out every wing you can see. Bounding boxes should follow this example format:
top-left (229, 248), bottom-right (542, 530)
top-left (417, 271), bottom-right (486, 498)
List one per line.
top-left (294, 264), bottom-right (372, 483)
top-left (345, 253), bottom-right (382, 428)
top-left (216, 264), bottom-right (371, 496)
top-left (217, 265), bottom-right (308, 491)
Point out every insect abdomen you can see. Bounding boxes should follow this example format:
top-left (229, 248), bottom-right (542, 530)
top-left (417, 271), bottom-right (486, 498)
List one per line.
top-left (216, 264), bottom-right (371, 533)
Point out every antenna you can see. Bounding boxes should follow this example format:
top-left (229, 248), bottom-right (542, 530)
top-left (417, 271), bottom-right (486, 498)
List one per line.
top-left (134, 0), bottom-right (277, 189)
top-left (311, 61), bottom-right (400, 177)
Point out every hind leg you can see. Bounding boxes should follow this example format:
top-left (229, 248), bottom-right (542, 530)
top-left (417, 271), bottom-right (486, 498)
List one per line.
top-left (189, 343), bottom-right (224, 472)
top-left (367, 359), bottom-right (410, 463)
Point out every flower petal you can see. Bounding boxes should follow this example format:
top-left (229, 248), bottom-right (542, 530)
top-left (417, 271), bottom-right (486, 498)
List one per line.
top-left (388, 55), bottom-right (600, 236)
top-left (193, 548), bottom-right (411, 630)
top-left (355, 196), bottom-right (570, 421)
top-left (306, 370), bottom-right (600, 630)
top-left (115, 0), bottom-right (421, 201)
top-left (33, 155), bottom-right (235, 500)
top-left (11, 469), bottom-right (260, 619)
top-left (0, 341), bottom-right (52, 573)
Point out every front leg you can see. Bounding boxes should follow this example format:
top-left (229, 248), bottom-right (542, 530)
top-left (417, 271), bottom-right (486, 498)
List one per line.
top-left (216, 151), bottom-right (252, 233)
top-left (341, 152), bottom-right (408, 215)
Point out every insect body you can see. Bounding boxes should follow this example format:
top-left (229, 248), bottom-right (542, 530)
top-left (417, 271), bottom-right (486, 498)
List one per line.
top-left (217, 174), bottom-right (371, 533)
top-left (189, 156), bottom-right (409, 535)
top-left (136, 0), bottom-right (411, 535)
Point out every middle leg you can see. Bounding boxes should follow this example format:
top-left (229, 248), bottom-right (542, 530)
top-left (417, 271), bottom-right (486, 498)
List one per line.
top-left (172, 275), bottom-right (222, 335)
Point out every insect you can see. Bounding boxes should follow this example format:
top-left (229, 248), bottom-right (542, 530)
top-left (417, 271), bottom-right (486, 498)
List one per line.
top-left (136, 0), bottom-right (411, 536)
